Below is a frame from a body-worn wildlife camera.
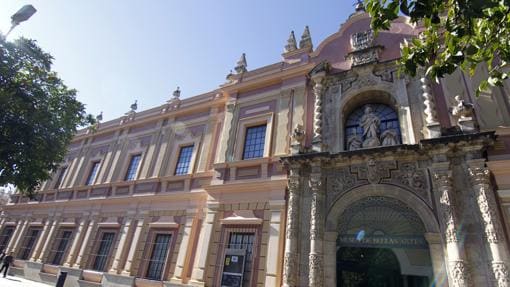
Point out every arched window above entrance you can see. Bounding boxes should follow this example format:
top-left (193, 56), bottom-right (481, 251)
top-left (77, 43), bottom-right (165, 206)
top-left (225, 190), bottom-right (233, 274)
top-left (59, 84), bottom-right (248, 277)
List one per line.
top-left (345, 103), bottom-right (401, 151)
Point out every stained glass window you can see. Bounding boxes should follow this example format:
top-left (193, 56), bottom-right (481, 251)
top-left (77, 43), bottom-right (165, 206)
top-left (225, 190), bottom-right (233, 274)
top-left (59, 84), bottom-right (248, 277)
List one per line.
top-left (345, 104), bottom-right (401, 150)
top-left (175, 145), bottom-right (194, 175)
top-left (242, 125), bottom-right (266, 159)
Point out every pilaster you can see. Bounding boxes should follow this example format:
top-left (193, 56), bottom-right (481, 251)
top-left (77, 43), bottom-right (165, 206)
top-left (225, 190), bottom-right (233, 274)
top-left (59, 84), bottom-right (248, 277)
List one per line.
top-left (121, 213), bottom-right (147, 276)
top-left (73, 214), bottom-right (98, 268)
top-left (109, 215), bottom-right (134, 273)
top-left (37, 215), bottom-right (61, 263)
top-left (265, 200), bottom-right (285, 287)
top-left (189, 203), bottom-right (219, 286)
top-left (63, 216), bottom-right (88, 267)
top-left (170, 208), bottom-right (198, 283)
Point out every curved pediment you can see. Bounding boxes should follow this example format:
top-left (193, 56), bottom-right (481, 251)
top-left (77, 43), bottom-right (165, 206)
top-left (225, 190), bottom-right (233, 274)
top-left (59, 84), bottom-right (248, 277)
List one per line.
top-left (311, 13), bottom-right (417, 71)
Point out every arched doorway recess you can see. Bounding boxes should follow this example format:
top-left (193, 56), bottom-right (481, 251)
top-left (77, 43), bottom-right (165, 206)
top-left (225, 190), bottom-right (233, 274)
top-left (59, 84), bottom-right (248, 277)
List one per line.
top-left (326, 188), bottom-right (441, 287)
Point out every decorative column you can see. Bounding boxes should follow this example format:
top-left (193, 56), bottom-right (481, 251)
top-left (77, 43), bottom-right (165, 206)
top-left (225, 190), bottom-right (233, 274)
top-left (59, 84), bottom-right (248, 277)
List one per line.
top-left (421, 76), bottom-right (441, 138)
top-left (63, 217), bottom-right (87, 267)
top-left (311, 73), bottom-right (325, 152)
top-left (73, 215), bottom-right (98, 268)
top-left (109, 216), bottom-right (134, 273)
top-left (308, 161), bottom-right (324, 287)
top-left (189, 203), bottom-right (219, 285)
top-left (282, 164), bottom-right (301, 287)
top-left (9, 218), bottom-right (30, 254)
top-left (30, 217), bottom-right (53, 261)
top-left (433, 170), bottom-right (471, 286)
top-left (121, 216), bottom-right (145, 276)
top-left (469, 164), bottom-right (510, 286)
top-left (171, 209), bottom-right (197, 283)
top-left (37, 216), bottom-right (60, 263)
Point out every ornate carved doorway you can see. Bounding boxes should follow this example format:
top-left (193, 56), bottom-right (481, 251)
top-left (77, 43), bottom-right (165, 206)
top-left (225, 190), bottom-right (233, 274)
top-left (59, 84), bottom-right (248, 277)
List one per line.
top-left (336, 197), bottom-right (432, 287)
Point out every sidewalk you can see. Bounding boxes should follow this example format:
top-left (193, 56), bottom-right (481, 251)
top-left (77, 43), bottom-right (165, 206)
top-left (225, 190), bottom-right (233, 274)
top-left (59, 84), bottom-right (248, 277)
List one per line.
top-left (0, 275), bottom-right (52, 287)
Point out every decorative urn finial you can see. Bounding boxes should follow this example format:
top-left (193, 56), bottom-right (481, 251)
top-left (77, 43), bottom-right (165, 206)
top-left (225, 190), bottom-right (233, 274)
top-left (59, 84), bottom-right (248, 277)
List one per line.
top-left (130, 100), bottom-right (138, 112)
top-left (172, 86), bottom-right (181, 99)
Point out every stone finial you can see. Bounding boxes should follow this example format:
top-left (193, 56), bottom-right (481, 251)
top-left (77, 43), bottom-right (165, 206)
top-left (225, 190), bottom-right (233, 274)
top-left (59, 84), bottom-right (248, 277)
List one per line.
top-left (284, 31), bottom-right (298, 53)
top-left (172, 87), bottom-right (181, 100)
top-left (96, 111), bottom-right (103, 122)
top-left (130, 100), bottom-right (138, 112)
top-left (354, 0), bottom-right (365, 12)
top-left (299, 26), bottom-right (312, 49)
top-left (234, 53), bottom-right (247, 74)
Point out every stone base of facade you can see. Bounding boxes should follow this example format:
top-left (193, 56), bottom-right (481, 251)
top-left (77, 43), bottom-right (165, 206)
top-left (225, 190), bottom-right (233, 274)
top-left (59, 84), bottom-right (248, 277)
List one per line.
top-left (102, 273), bottom-right (135, 287)
top-left (60, 266), bottom-right (84, 287)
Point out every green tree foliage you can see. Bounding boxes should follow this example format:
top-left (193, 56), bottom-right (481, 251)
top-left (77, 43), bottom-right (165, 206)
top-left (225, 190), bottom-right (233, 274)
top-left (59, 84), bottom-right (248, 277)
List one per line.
top-left (0, 35), bottom-right (94, 197)
top-left (364, 0), bottom-right (510, 94)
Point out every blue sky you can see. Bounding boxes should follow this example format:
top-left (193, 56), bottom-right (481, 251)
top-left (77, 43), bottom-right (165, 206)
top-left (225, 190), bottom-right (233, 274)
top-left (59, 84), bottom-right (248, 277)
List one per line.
top-left (1, 1), bottom-right (354, 121)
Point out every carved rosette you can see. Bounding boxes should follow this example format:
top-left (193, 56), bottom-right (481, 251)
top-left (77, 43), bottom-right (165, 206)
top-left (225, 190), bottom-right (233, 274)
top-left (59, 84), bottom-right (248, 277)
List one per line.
top-left (434, 173), bottom-right (460, 243)
top-left (309, 253), bottom-right (324, 287)
top-left (469, 167), bottom-right (503, 244)
top-left (283, 252), bottom-right (298, 287)
top-left (312, 79), bottom-right (324, 145)
top-left (490, 262), bottom-right (510, 287)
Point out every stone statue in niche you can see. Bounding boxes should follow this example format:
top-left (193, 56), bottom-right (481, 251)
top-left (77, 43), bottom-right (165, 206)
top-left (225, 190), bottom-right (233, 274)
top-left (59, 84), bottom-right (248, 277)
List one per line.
top-left (381, 129), bottom-right (398, 146)
top-left (360, 106), bottom-right (381, 148)
top-left (347, 135), bottom-right (362, 151)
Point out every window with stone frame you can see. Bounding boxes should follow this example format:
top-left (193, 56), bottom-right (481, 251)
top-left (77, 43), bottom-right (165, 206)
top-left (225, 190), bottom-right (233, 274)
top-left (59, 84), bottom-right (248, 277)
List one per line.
top-left (242, 124), bottom-right (267, 160)
top-left (48, 228), bottom-right (74, 265)
top-left (89, 229), bottom-right (117, 271)
top-left (18, 228), bottom-right (42, 260)
top-left (0, 226), bottom-right (14, 252)
top-left (54, 166), bottom-right (67, 189)
top-left (125, 154), bottom-right (142, 181)
top-left (216, 226), bottom-right (261, 287)
top-left (140, 229), bottom-right (175, 281)
top-left (85, 161), bottom-right (101, 185)
top-left (345, 103), bottom-right (401, 151)
top-left (174, 145), bottom-right (194, 175)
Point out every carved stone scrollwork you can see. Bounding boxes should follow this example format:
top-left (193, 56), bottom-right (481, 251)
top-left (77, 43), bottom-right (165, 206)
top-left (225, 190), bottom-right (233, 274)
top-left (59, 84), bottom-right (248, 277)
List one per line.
top-left (309, 253), bottom-right (324, 287)
top-left (312, 78), bottom-right (324, 148)
top-left (434, 172), bottom-right (460, 243)
top-left (469, 167), bottom-right (503, 244)
top-left (491, 262), bottom-right (510, 287)
top-left (449, 260), bottom-right (471, 287)
top-left (283, 252), bottom-right (298, 287)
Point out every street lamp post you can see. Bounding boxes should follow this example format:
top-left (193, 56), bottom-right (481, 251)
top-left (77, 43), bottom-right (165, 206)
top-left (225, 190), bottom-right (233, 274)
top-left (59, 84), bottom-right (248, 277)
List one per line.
top-left (5, 4), bottom-right (37, 38)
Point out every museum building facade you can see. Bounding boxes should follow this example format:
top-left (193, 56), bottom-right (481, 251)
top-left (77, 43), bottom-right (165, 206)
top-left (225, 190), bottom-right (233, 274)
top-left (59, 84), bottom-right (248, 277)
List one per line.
top-left (2, 6), bottom-right (510, 287)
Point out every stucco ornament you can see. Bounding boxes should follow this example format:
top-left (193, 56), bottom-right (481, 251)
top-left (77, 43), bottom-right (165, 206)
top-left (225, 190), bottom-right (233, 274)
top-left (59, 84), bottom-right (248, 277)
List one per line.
top-left (469, 167), bottom-right (503, 243)
top-left (308, 253), bottom-right (324, 287)
top-left (491, 262), bottom-right (510, 287)
top-left (449, 260), bottom-right (472, 287)
top-left (360, 106), bottom-right (381, 148)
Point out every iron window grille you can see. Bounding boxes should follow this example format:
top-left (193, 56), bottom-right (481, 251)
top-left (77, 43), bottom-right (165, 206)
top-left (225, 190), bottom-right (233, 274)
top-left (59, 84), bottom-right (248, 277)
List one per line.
top-left (215, 226), bottom-right (261, 287)
top-left (125, 154), bottom-right (142, 181)
top-left (144, 232), bottom-right (173, 280)
top-left (19, 228), bottom-right (41, 260)
top-left (174, 145), bottom-right (194, 175)
top-left (85, 161), bottom-right (101, 185)
top-left (91, 231), bottom-right (116, 271)
top-left (0, 226), bottom-right (14, 252)
top-left (242, 125), bottom-right (267, 160)
top-left (49, 229), bottom-right (74, 265)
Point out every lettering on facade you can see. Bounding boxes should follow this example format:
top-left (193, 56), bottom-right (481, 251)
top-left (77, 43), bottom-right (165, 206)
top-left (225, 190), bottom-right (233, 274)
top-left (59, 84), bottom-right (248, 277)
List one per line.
top-left (338, 235), bottom-right (428, 249)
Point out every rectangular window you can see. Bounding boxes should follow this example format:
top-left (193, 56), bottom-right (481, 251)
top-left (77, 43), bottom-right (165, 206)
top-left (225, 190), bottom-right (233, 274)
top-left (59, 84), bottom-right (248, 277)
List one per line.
top-left (174, 145), bottom-right (194, 175)
top-left (92, 232), bottom-right (115, 271)
top-left (54, 166), bottom-right (67, 189)
top-left (125, 154), bottom-right (142, 181)
top-left (19, 228), bottom-right (41, 260)
top-left (49, 229), bottom-right (74, 265)
top-left (242, 125), bottom-right (267, 160)
top-left (145, 233), bottom-right (172, 280)
top-left (0, 226), bottom-right (15, 251)
top-left (85, 161), bottom-right (101, 185)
